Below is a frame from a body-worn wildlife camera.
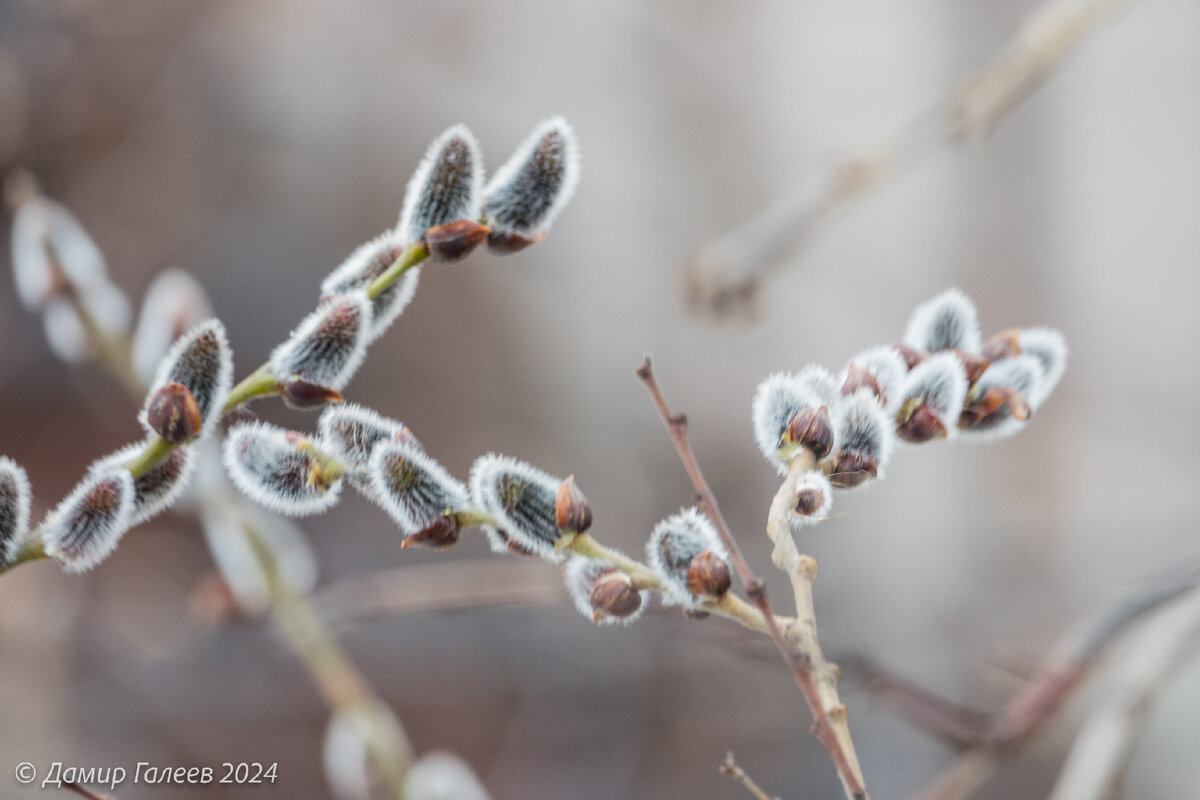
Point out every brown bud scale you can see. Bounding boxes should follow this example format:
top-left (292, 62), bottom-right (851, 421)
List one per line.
top-left (589, 569), bottom-right (642, 620)
top-left (829, 452), bottom-right (878, 489)
top-left (281, 377), bottom-right (345, 410)
top-left (555, 475), bottom-right (593, 534)
top-left (785, 406), bottom-right (834, 460)
top-left (486, 229), bottom-right (545, 255)
top-left (896, 403), bottom-right (949, 444)
top-left (424, 219), bottom-right (489, 263)
top-left (685, 550), bottom-right (731, 598)
top-left (841, 364), bottom-right (886, 404)
top-left (146, 382), bottom-right (203, 443)
top-left (981, 328), bottom-right (1023, 362)
top-left (401, 515), bottom-right (461, 550)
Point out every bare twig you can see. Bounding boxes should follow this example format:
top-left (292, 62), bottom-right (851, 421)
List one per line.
top-left (1047, 586), bottom-right (1200, 800)
top-left (720, 752), bottom-right (782, 800)
top-left (911, 558), bottom-right (1200, 800)
top-left (685, 0), bottom-right (1138, 315)
top-left (637, 356), bottom-right (868, 800)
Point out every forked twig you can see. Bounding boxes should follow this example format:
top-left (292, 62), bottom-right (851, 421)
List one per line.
top-left (721, 752), bottom-right (783, 800)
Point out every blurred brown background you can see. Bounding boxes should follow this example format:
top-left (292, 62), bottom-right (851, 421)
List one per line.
top-left (1, 0), bottom-right (1198, 798)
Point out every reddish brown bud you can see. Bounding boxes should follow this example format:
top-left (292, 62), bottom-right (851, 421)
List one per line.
top-left (951, 349), bottom-right (992, 386)
top-left (281, 377), bottom-right (345, 411)
top-left (400, 515), bottom-right (461, 550)
top-left (829, 452), bottom-right (878, 489)
top-left (894, 344), bottom-right (928, 370)
top-left (589, 569), bottom-right (643, 621)
top-left (895, 402), bottom-right (949, 444)
top-left (685, 550), bottom-right (731, 598)
top-left (424, 219), bottom-right (489, 263)
top-left (784, 406), bottom-right (834, 459)
top-left (146, 382), bottom-right (203, 443)
top-left (959, 386), bottom-right (1031, 429)
top-left (555, 475), bottom-right (593, 534)
top-left (486, 229), bottom-right (545, 255)
top-left (981, 328), bottom-right (1023, 362)
top-left (841, 364), bottom-right (885, 404)
top-left (794, 487), bottom-right (824, 517)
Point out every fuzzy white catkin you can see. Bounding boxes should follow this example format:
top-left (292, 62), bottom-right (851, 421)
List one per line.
top-left (269, 291), bottom-right (373, 390)
top-left (142, 319), bottom-right (234, 437)
top-left (223, 423), bottom-right (344, 517)
top-left (11, 197), bottom-right (108, 308)
top-left (318, 403), bottom-right (419, 471)
top-left (0, 457), bottom-right (32, 564)
top-left (830, 390), bottom-right (895, 484)
top-left (483, 117), bottom-right (581, 238)
top-left (646, 508), bottom-right (728, 607)
top-left (323, 702), bottom-right (413, 800)
top-left (468, 453), bottom-right (564, 561)
top-left (903, 288), bottom-right (982, 354)
top-left (1018, 327), bottom-right (1068, 409)
top-left (320, 233), bottom-right (421, 342)
top-left (958, 354), bottom-right (1045, 442)
top-left (397, 125), bottom-right (485, 245)
top-left (89, 441), bottom-right (197, 526)
top-left (404, 753), bottom-right (492, 800)
top-left (41, 297), bottom-right (89, 362)
top-left (895, 351), bottom-right (969, 435)
top-left (132, 269), bottom-right (214, 386)
top-left (367, 440), bottom-right (468, 535)
top-left (43, 469), bottom-right (136, 573)
top-left (752, 370), bottom-right (831, 475)
top-left (841, 346), bottom-right (909, 410)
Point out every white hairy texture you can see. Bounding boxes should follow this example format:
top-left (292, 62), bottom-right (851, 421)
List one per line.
top-left (43, 469), bottom-right (136, 573)
top-left (318, 403), bottom-right (419, 471)
top-left (841, 345), bottom-right (909, 410)
top-left (397, 125), bottom-right (485, 244)
top-left (645, 507), bottom-right (728, 608)
top-left (1019, 327), bottom-right (1068, 409)
top-left (89, 441), bottom-right (198, 526)
top-left (484, 117), bottom-right (581, 237)
top-left (0, 457), bottom-right (32, 564)
top-left (404, 752), bottom-right (492, 800)
top-left (323, 703), bottom-right (413, 800)
top-left (320, 232), bottom-right (421, 342)
top-left (958, 354), bottom-right (1044, 443)
top-left (367, 440), bottom-right (468, 535)
top-left (468, 453), bottom-right (564, 562)
top-left (903, 288), bottom-right (982, 354)
top-left (42, 297), bottom-right (89, 362)
top-left (896, 351), bottom-right (969, 433)
top-left (830, 390), bottom-right (895, 485)
top-left (10, 197), bottom-right (108, 308)
top-left (790, 470), bottom-right (833, 533)
top-left (143, 319), bottom-right (234, 437)
top-left (795, 364), bottom-right (840, 406)
top-left (223, 423), bottom-right (343, 517)
top-left (752, 371), bottom-right (829, 476)
top-left (563, 556), bottom-right (646, 626)
top-left (132, 269), bottom-right (214, 386)
top-left (269, 291), bottom-right (373, 390)
top-left (201, 501), bottom-right (317, 614)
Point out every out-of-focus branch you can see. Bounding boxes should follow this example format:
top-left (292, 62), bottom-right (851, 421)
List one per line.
top-left (1046, 586), bottom-right (1200, 800)
top-left (685, 0), bottom-right (1138, 316)
top-left (911, 558), bottom-right (1200, 800)
top-left (63, 783), bottom-right (114, 800)
top-left (637, 357), bottom-right (869, 800)
top-left (720, 752), bottom-right (782, 800)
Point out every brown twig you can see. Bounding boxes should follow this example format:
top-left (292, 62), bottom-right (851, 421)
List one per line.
top-left (720, 752), bottom-right (783, 800)
top-left (911, 558), bottom-right (1200, 800)
top-left (637, 356), bottom-right (868, 800)
top-left (684, 0), bottom-right (1138, 315)
top-left (63, 784), bottom-right (114, 800)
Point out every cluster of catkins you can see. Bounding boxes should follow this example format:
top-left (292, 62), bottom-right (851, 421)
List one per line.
top-left (1, 117), bottom-right (580, 576)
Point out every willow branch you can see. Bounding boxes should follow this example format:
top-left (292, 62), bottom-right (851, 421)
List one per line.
top-left (684, 0), bottom-right (1138, 315)
top-left (63, 783), bottom-right (114, 800)
top-left (720, 752), bottom-right (783, 800)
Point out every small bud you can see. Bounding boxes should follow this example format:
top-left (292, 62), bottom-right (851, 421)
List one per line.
top-left (270, 292), bottom-right (373, 391)
top-left (321, 233), bottom-right (421, 341)
top-left (981, 327), bottom-right (1022, 362)
top-left (89, 440), bottom-right (197, 525)
top-left (367, 440), bottom-right (468, 537)
top-left (564, 557), bottom-right (645, 625)
top-left (0, 457), bottom-right (32, 564)
top-left (142, 319), bottom-right (234, 437)
top-left (828, 391), bottom-right (894, 489)
top-left (397, 124), bottom-right (485, 245)
top-left (790, 470), bottom-right (833, 531)
top-left (893, 352), bottom-right (968, 444)
top-left (424, 219), bottom-right (489, 263)
top-left (485, 229), bottom-right (544, 255)
top-left (400, 515), bottom-right (461, 551)
top-left (145, 382), bottom-right (204, 443)
top-left (841, 346), bottom-right (908, 408)
top-left (404, 752), bottom-right (492, 800)
top-left (483, 117), bottom-right (581, 243)
top-left (223, 423), bottom-right (344, 517)
top-left (957, 355), bottom-right (1042, 440)
top-left (43, 469), bottom-right (136, 572)
top-left (468, 453), bottom-right (565, 562)
top-left (753, 371), bottom-right (833, 475)
top-left (1017, 328), bottom-right (1067, 409)
top-left (646, 508), bottom-right (730, 607)
top-left (318, 403), bottom-right (422, 472)
top-left (281, 378), bottom-right (345, 411)
top-left (685, 550), bottom-right (732, 598)
top-left (903, 288), bottom-right (982, 354)
top-left (132, 268), bottom-right (214, 386)
top-left (555, 475), bottom-right (593, 534)
top-left (785, 405), bottom-right (835, 460)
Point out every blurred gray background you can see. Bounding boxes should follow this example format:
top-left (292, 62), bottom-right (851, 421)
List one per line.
top-left (1, 0), bottom-right (1198, 798)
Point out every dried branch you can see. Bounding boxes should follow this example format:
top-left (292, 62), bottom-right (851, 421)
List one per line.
top-left (1047, 586), bottom-right (1200, 800)
top-left (637, 356), bottom-right (868, 800)
top-left (911, 558), bottom-right (1200, 800)
top-left (685, 0), bottom-right (1138, 315)
top-left (720, 752), bottom-right (783, 800)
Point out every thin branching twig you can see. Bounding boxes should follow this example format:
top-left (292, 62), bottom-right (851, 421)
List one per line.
top-left (720, 752), bottom-right (783, 800)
